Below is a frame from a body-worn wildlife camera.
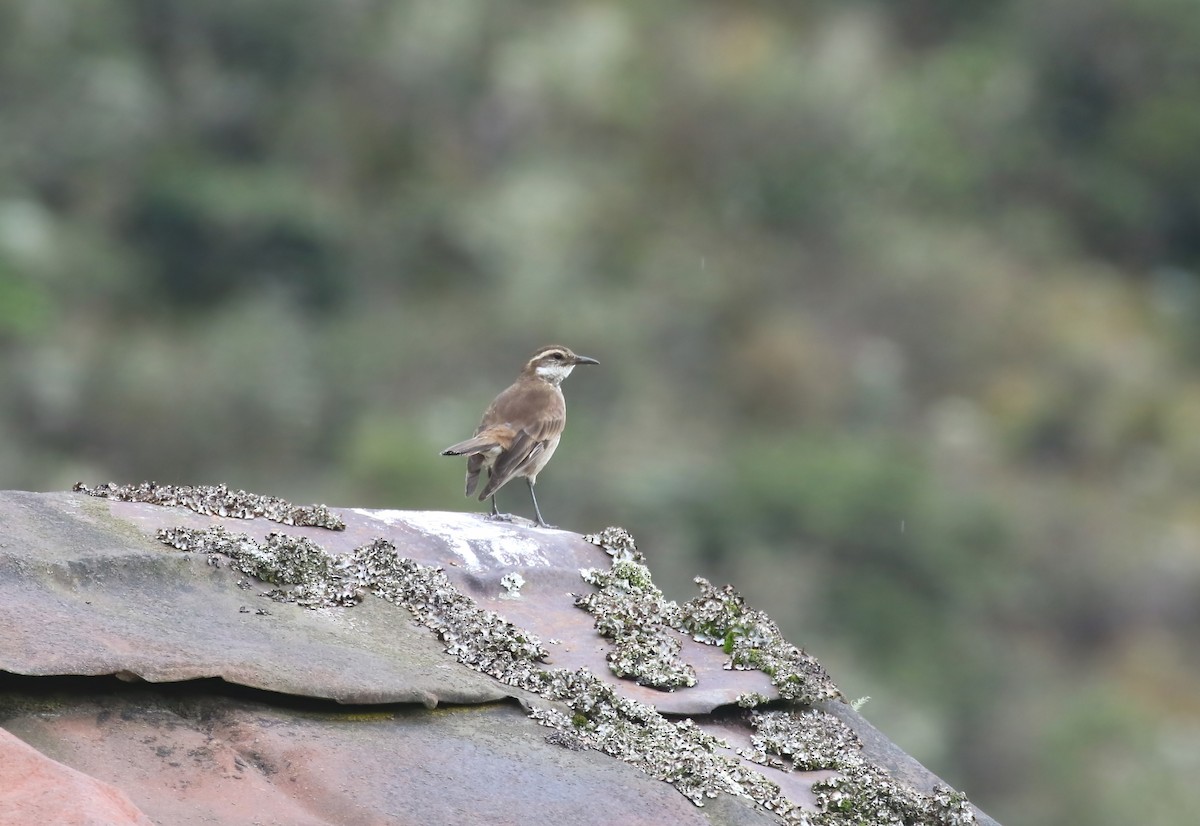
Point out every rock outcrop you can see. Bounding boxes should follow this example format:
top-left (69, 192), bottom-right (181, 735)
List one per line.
top-left (0, 488), bottom-right (998, 825)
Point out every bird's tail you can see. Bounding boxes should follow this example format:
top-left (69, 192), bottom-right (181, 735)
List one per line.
top-left (440, 434), bottom-right (502, 457)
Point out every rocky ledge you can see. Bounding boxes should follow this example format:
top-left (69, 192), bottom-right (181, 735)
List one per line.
top-left (0, 486), bottom-right (999, 826)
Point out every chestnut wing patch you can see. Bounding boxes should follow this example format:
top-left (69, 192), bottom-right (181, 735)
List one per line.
top-left (479, 413), bottom-right (562, 499)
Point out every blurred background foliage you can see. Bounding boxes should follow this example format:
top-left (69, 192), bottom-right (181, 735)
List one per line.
top-left (2, 1), bottom-right (1200, 822)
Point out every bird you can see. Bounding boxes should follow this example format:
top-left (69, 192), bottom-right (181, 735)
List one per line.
top-left (440, 344), bottom-right (598, 527)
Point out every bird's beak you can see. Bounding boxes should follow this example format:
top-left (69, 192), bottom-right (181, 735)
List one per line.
top-left (573, 355), bottom-right (599, 366)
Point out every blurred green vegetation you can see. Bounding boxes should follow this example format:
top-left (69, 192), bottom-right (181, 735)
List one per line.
top-left (3, 1), bottom-right (1200, 823)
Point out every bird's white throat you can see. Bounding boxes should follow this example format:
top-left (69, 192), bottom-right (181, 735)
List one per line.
top-left (534, 362), bottom-right (575, 384)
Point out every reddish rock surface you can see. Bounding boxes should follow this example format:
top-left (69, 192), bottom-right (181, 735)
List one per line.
top-left (0, 728), bottom-right (154, 826)
top-left (2, 690), bottom-right (732, 826)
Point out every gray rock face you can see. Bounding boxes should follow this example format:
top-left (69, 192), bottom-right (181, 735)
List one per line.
top-left (0, 490), bottom-right (999, 825)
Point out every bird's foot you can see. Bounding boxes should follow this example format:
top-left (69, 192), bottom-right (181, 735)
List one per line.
top-left (486, 512), bottom-right (552, 528)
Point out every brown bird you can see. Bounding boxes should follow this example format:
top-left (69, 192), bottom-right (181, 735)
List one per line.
top-left (440, 344), bottom-right (598, 527)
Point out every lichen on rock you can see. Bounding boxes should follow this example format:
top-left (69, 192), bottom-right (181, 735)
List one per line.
top-left (499, 572), bottom-right (525, 599)
top-left (528, 669), bottom-right (798, 817)
top-left (76, 481), bottom-right (345, 530)
top-left (583, 526), bottom-right (643, 563)
top-left (740, 709), bottom-right (861, 772)
top-left (575, 560), bottom-right (697, 691)
top-left (579, 532), bottom-right (838, 704)
top-left (678, 577), bottom-right (842, 705)
top-left (158, 525), bottom-right (362, 605)
top-left (151, 516), bottom-right (975, 825)
top-left (156, 525), bottom-right (548, 684)
top-left (813, 764), bottom-right (975, 826)
top-left (350, 539), bottom-right (548, 684)
top-left (741, 709), bottom-right (975, 825)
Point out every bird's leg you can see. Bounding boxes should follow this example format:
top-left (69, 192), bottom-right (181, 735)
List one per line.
top-left (527, 478), bottom-right (552, 528)
top-left (487, 494), bottom-right (513, 522)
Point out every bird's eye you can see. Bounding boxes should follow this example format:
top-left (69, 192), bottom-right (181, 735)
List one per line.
top-left (551, 352), bottom-right (565, 360)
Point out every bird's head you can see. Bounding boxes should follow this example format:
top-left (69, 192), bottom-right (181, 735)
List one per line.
top-left (523, 345), bottom-right (599, 385)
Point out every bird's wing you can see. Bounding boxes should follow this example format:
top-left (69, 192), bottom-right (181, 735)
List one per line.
top-left (441, 424), bottom-right (517, 496)
top-left (465, 453), bottom-right (485, 497)
top-left (478, 412), bottom-right (564, 500)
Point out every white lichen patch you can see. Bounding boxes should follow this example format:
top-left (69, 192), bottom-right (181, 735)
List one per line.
top-left (741, 710), bottom-right (975, 824)
top-left (817, 763), bottom-right (975, 825)
top-left (364, 509), bottom-right (550, 571)
top-left (583, 526), bottom-right (643, 563)
top-left (574, 544), bottom-right (837, 703)
top-left (500, 572), bottom-right (525, 599)
top-left (76, 481), bottom-right (344, 530)
top-left (741, 709), bottom-right (860, 772)
top-left (578, 528), bottom-right (835, 701)
top-left (679, 578), bottom-right (841, 705)
top-left (737, 692), bottom-right (772, 709)
top-left (575, 560), bottom-right (697, 690)
top-left (527, 670), bottom-right (799, 816)
top-left (158, 525), bottom-right (362, 606)
top-left (351, 540), bottom-right (549, 683)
